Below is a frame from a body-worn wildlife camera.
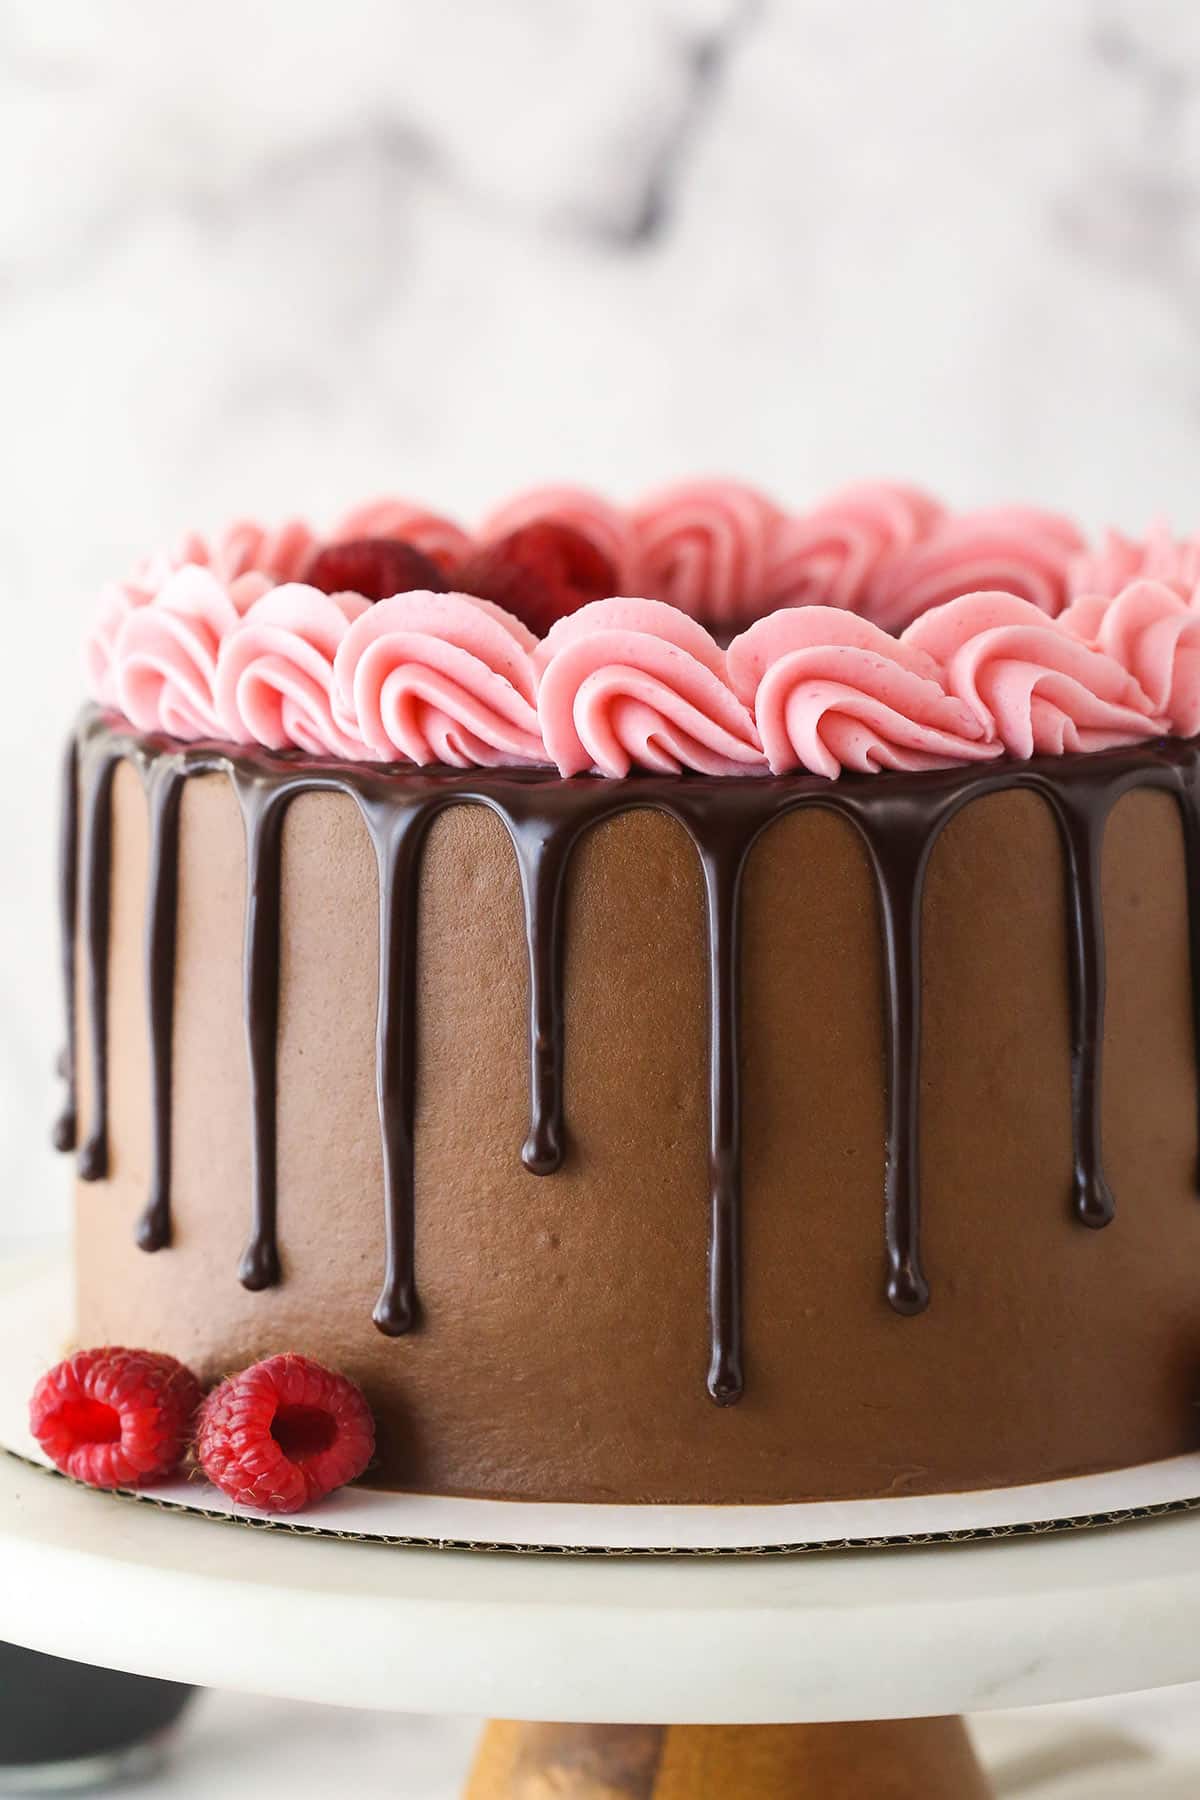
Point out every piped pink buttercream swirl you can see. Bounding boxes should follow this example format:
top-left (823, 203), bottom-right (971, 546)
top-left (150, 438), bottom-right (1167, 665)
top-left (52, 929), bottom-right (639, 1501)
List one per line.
top-left (140, 517), bottom-right (316, 587)
top-left (331, 497), bottom-right (472, 579)
top-left (629, 480), bottom-right (782, 625)
top-left (726, 607), bottom-right (1000, 779)
top-left (762, 482), bottom-right (944, 612)
top-left (479, 485), bottom-right (634, 585)
top-left (904, 592), bottom-right (1165, 758)
top-left (1061, 580), bottom-right (1200, 738)
top-left (203, 517), bottom-right (317, 585)
top-left (534, 597), bottom-right (764, 777)
top-left (87, 575), bottom-right (159, 709)
top-left (1068, 522), bottom-right (1200, 603)
top-left (113, 565), bottom-right (272, 741)
top-left (866, 508), bottom-right (1086, 632)
top-left (93, 485), bottom-right (1200, 776)
top-left (333, 592), bottom-right (545, 768)
top-left (85, 518), bottom-right (315, 707)
top-left (215, 586), bottom-right (372, 759)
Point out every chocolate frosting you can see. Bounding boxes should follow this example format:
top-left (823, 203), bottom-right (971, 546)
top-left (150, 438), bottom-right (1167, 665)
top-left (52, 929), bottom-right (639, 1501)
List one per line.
top-left (56, 709), bottom-right (1200, 1411)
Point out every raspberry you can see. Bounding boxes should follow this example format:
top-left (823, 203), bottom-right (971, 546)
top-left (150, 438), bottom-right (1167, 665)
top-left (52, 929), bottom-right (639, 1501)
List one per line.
top-left (196, 1353), bottom-right (375, 1514)
top-left (303, 537), bottom-right (449, 602)
top-left (458, 522), bottom-right (618, 636)
top-left (29, 1348), bottom-right (202, 1489)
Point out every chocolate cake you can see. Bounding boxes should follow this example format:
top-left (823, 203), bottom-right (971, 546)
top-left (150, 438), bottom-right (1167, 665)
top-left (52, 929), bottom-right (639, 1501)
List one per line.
top-left (58, 480), bottom-right (1200, 1503)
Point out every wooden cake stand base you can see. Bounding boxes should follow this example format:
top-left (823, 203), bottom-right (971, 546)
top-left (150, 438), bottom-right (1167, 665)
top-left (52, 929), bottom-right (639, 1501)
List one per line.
top-left (466, 1717), bottom-right (991, 1797)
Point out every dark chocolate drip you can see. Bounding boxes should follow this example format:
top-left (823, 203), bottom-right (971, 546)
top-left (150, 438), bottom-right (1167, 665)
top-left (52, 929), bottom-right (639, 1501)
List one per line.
top-left (1171, 745), bottom-right (1200, 1189)
top-left (507, 809), bottom-right (581, 1177)
top-left (1040, 784), bottom-right (1116, 1227)
top-left (690, 821), bottom-right (750, 1404)
top-left (76, 745), bottom-right (120, 1181)
top-left (51, 735), bottom-right (79, 1152)
top-left (860, 810), bottom-right (937, 1315)
top-left (233, 774), bottom-right (291, 1292)
top-left (362, 798), bottom-right (431, 1336)
top-left (136, 762), bottom-right (185, 1252)
top-left (64, 712), bottom-right (1200, 1406)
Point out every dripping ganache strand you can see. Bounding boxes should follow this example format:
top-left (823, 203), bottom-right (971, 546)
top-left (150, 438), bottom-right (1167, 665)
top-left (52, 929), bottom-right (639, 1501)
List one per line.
top-left (59, 709), bottom-right (1200, 1407)
top-left (136, 763), bottom-right (184, 1252)
top-left (52, 736), bottom-right (79, 1153)
top-left (75, 744), bottom-right (119, 1182)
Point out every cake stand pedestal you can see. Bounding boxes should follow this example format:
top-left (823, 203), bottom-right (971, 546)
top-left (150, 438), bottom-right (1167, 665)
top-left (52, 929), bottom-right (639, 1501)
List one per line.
top-left (2, 1450), bottom-right (1200, 1798)
top-left (464, 1717), bottom-right (990, 1796)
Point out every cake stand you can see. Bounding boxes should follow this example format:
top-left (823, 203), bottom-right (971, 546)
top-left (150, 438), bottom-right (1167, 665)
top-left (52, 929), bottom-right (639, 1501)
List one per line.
top-left (2, 1440), bottom-right (1200, 1799)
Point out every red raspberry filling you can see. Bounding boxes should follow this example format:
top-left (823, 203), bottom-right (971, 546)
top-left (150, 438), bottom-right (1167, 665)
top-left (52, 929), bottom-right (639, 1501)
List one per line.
top-left (196, 1352), bottom-right (374, 1514)
top-left (459, 522), bottom-right (618, 637)
top-left (304, 536), bottom-right (449, 602)
top-left (29, 1348), bottom-right (202, 1489)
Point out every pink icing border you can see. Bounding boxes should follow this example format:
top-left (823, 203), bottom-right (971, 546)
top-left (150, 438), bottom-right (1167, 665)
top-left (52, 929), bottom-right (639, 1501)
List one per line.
top-left (86, 485), bottom-right (1196, 779)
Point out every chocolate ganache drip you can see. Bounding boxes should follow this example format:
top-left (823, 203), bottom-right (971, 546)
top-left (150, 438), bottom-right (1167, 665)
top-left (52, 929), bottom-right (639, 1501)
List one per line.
top-left (1177, 750), bottom-right (1200, 1185)
top-left (52, 736), bottom-right (80, 1153)
top-left (58, 710), bottom-right (1200, 1407)
top-left (75, 745), bottom-right (120, 1182)
top-left (136, 761), bottom-right (185, 1252)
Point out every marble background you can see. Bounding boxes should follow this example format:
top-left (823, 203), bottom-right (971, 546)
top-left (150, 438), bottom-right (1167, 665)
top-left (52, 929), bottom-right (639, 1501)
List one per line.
top-left (5, 4), bottom-right (1200, 1790)
top-left (5, 0), bottom-right (1200, 1235)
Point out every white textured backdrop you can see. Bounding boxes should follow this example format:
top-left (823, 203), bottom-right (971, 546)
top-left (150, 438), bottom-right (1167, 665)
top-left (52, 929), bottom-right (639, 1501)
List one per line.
top-left (5, 3), bottom-right (1200, 1791)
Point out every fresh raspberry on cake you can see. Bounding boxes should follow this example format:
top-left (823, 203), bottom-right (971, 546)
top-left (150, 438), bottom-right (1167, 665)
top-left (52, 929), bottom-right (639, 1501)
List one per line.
top-left (29, 1348), bottom-right (202, 1489)
top-left (303, 537), bottom-right (449, 602)
top-left (196, 1352), bottom-right (374, 1514)
top-left (458, 522), bottom-right (618, 636)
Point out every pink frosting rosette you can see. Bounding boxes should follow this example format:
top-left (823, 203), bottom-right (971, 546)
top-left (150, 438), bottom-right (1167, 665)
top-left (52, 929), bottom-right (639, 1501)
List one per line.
top-left (207, 517), bottom-right (316, 585)
top-left (87, 574), bottom-right (161, 709)
top-left (331, 497), bottom-right (472, 579)
top-left (1069, 523), bottom-right (1200, 604)
top-left (629, 480), bottom-right (782, 626)
top-left (904, 592), bottom-right (1166, 759)
top-left (112, 564), bottom-right (271, 740)
top-left (85, 517), bottom-right (315, 707)
top-left (333, 591), bottom-right (545, 768)
top-left (1061, 580), bottom-right (1200, 739)
top-left (142, 517), bottom-right (315, 588)
top-left (866, 507), bottom-right (1086, 632)
top-left (726, 607), bottom-right (1000, 779)
top-left (478, 485), bottom-right (633, 584)
top-left (215, 585), bottom-right (372, 759)
top-left (762, 481), bottom-right (944, 613)
top-left (534, 597), bottom-right (765, 778)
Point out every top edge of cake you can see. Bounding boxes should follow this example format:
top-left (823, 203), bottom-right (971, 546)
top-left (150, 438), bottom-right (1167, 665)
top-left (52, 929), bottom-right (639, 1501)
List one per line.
top-left (84, 477), bottom-right (1200, 780)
